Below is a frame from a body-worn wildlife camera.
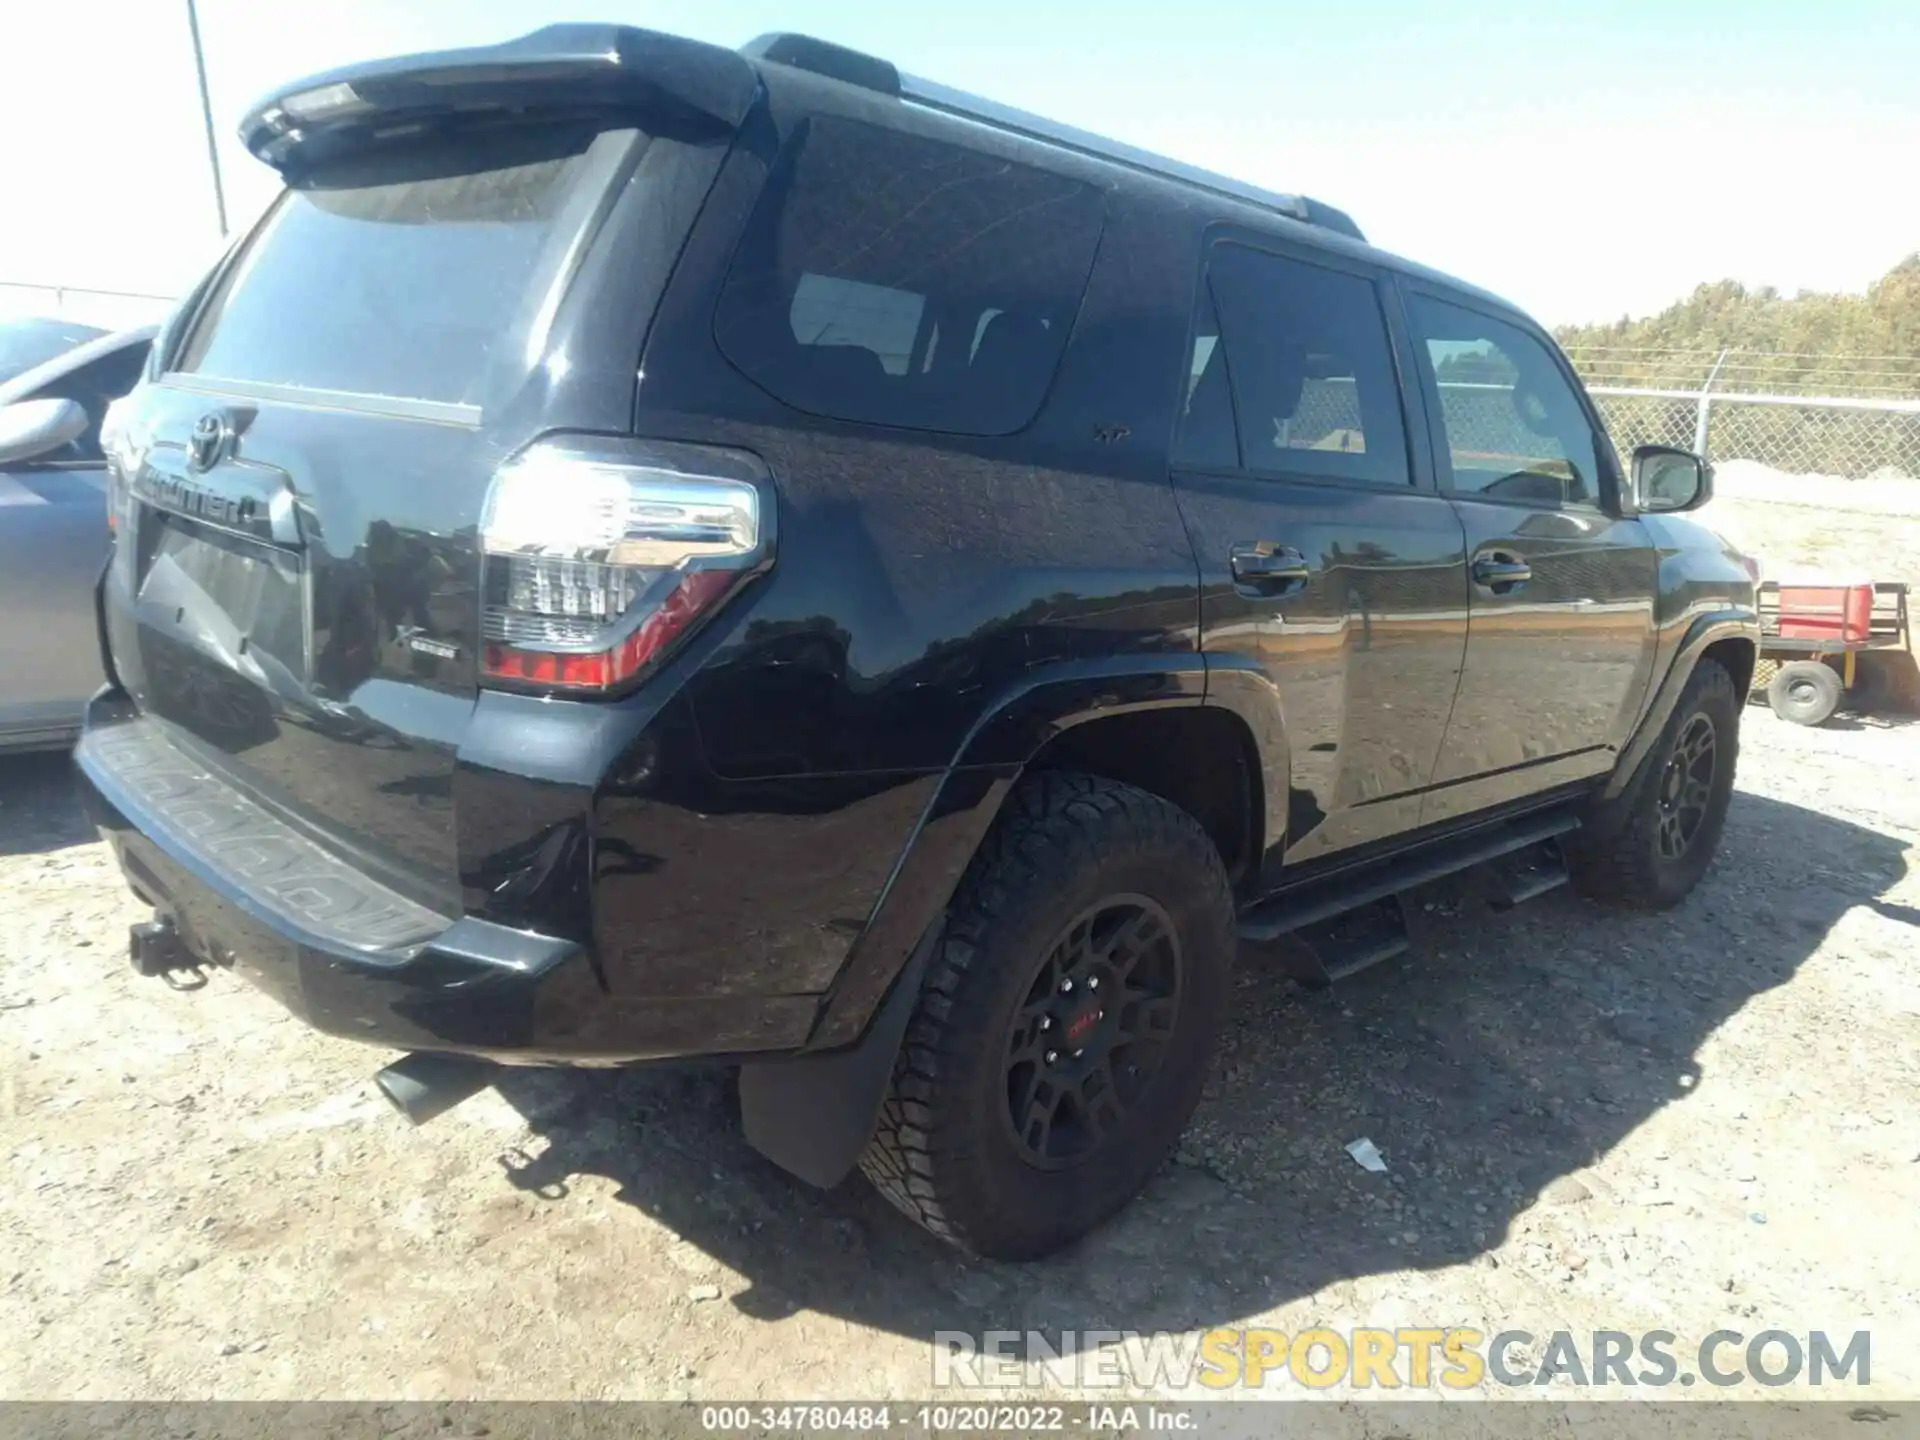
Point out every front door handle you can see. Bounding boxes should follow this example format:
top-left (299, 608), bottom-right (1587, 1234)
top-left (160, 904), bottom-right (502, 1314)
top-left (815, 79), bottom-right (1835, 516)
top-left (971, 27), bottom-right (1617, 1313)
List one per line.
top-left (1471, 552), bottom-right (1532, 594)
top-left (1230, 543), bottom-right (1311, 595)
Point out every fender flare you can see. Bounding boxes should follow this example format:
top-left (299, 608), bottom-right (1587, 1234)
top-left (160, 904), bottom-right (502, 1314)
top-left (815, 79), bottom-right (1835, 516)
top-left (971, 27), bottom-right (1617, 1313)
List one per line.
top-left (806, 655), bottom-right (1216, 1054)
top-left (1603, 610), bottom-right (1759, 804)
top-left (739, 653), bottom-right (1280, 1188)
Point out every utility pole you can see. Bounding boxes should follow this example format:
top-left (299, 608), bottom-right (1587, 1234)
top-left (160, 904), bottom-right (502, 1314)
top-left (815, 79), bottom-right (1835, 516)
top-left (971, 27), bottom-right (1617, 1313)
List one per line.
top-left (185, 0), bottom-right (229, 237)
top-left (1694, 347), bottom-right (1731, 460)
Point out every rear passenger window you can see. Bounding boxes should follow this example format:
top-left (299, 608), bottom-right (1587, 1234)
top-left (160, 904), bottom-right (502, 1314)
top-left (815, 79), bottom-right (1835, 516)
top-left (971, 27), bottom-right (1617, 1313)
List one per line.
top-left (1409, 296), bottom-right (1604, 507)
top-left (1186, 243), bottom-right (1410, 486)
top-left (714, 117), bottom-right (1105, 435)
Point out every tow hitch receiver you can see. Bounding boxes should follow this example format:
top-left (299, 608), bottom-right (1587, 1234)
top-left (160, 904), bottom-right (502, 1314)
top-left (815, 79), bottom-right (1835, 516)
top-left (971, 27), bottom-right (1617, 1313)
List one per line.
top-left (129, 917), bottom-right (193, 977)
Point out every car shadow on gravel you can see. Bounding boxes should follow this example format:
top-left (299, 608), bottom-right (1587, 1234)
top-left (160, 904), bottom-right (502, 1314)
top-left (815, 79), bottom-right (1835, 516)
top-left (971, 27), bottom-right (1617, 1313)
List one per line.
top-left (483, 787), bottom-right (1909, 1346)
top-left (0, 749), bottom-right (93, 858)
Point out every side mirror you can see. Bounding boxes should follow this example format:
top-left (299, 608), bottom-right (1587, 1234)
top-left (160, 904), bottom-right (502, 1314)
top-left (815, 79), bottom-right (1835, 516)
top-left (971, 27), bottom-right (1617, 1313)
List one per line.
top-left (1633, 444), bottom-right (1713, 513)
top-left (0, 397), bottom-right (89, 467)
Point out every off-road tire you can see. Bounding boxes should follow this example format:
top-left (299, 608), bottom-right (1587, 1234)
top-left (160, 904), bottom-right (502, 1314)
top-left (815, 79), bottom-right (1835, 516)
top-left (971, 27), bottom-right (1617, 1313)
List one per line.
top-left (858, 771), bottom-right (1234, 1260)
top-left (1570, 658), bottom-right (1739, 910)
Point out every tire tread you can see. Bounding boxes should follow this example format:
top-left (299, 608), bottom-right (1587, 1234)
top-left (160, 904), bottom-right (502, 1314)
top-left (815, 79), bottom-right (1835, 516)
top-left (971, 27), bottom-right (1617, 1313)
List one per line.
top-left (858, 771), bottom-right (1232, 1254)
top-left (1572, 658), bottom-right (1738, 909)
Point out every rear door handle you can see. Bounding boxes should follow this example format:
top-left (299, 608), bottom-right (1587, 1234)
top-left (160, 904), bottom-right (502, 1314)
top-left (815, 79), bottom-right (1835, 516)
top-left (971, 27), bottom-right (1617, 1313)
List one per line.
top-left (1471, 552), bottom-right (1532, 594)
top-left (1230, 543), bottom-right (1311, 596)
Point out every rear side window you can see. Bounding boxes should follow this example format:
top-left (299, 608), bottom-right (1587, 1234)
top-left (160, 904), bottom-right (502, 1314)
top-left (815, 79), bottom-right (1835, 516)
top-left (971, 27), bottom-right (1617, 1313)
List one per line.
top-left (177, 125), bottom-right (600, 407)
top-left (714, 117), bottom-right (1105, 435)
top-left (1182, 242), bottom-right (1409, 487)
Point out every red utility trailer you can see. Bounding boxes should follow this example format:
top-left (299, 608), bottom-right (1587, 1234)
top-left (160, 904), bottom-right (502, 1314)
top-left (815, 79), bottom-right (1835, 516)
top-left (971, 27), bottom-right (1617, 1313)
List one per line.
top-left (1753, 578), bottom-right (1914, 725)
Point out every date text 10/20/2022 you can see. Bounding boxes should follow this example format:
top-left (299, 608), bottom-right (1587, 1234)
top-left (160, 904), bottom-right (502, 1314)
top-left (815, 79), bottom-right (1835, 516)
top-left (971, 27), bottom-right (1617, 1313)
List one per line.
top-left (701, 1406), bottom-right (1192, 1432)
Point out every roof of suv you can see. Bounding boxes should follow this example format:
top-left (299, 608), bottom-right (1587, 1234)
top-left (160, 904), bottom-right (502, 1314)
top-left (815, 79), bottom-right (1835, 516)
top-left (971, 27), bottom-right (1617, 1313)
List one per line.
top-left (742, 33), bottom-right (1367, 238)
top-left (238, 21), bottom-right (1526, 325)
top-left (738, 32), bottom-right (1529, 323)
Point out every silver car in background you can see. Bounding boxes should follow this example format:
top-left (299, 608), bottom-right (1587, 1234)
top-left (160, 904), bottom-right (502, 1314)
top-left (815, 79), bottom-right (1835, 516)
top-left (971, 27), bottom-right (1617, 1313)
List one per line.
top-left (0, 321), bottom-right (155, 750)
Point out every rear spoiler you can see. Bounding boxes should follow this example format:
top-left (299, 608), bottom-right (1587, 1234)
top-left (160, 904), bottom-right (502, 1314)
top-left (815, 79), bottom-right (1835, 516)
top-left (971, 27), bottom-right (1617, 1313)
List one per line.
top-left (239, 25), bottom-right (760, 172)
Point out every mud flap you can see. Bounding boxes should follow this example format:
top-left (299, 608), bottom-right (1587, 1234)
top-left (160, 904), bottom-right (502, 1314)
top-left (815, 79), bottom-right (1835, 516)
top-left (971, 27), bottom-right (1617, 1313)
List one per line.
top-left (738, 917), bottom-right (941, 1189)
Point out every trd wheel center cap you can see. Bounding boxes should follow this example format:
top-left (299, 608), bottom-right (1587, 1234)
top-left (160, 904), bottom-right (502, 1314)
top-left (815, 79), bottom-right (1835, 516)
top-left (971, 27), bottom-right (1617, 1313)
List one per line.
top-left (1059, 998), bottom-right (1105, 1048)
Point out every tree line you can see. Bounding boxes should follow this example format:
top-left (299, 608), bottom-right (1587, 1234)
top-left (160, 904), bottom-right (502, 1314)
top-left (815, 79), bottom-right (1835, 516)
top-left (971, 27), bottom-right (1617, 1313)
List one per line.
top-left (1554, 254), bottom-right (1920, 395)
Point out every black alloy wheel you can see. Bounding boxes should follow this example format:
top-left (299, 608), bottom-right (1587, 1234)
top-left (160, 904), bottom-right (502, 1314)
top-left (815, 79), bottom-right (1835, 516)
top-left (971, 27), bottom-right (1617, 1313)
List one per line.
top-left (1655, 713), bottom-right (1717, 860)
top-left (1002, 896), bottom-right (1183, 1170)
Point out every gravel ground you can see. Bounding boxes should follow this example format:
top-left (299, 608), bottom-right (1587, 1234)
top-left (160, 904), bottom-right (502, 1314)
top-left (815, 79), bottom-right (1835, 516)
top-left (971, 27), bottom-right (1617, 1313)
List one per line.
top-left (2, 701), bottom-right (1917, 1403)
top-left (1701, 461), bottom-right (1920, 587)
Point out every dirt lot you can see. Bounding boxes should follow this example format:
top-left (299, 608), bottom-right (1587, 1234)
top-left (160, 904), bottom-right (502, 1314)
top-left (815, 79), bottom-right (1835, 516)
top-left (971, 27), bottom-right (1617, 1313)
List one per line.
top-left (1703, 460), bottom-right (1920, 587)
top-left (2, 693), bottom-right (1918, 1404)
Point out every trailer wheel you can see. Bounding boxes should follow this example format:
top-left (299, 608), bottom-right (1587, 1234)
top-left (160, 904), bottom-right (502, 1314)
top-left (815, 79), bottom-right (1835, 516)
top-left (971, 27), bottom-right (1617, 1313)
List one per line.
top-left (1766, 660), bottom-right (1842, 726)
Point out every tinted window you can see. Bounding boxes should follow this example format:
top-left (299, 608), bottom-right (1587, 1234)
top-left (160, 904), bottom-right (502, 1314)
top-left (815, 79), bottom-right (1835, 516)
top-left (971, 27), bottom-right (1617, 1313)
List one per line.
top-left (1198, 243), bottom-right (1409, 486)
top-left (714, 117), bottom-right (1105, 435)
top-left (1410, 295), bottom-right (1603, 507)
top-left (25, 340), bottom-right (149, 462)
top-left (0, 318), bottom-right (104, 385)
top-left (1172, 287), bottom-right (1239, 470)
top-left (790, 274), bottom-right (925, 374)
top-left (178, 126), bottom-right (598, 406)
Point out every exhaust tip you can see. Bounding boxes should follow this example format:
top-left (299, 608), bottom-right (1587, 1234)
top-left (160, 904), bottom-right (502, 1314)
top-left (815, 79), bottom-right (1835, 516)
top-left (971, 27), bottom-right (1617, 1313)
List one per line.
top-left (373, 1052), bottom-right (495, 1126)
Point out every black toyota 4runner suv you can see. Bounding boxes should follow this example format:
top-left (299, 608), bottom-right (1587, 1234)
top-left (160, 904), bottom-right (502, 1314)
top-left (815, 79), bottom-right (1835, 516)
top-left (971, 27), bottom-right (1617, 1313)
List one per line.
top-left (80, 25), bottom-right (1759, 1260)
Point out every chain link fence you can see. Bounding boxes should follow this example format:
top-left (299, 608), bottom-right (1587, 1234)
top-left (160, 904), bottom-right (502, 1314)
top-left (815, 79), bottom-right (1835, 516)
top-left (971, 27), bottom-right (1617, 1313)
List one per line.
top-left (1567, 347), bottom-right (1920, 481)
top-left (1293, 378), bottom-right (1604, 462)
top-left (1294, 375), bottom-right (1920, 484)
top-left (1271, 361), bottom-right (1920, 483)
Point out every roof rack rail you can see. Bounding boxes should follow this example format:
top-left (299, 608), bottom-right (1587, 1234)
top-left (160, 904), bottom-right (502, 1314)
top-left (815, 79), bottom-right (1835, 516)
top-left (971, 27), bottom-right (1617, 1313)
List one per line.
top-left (740, 33), bottom-right (900, 96)
top-left (740, 32), bottom-right (1365, 243)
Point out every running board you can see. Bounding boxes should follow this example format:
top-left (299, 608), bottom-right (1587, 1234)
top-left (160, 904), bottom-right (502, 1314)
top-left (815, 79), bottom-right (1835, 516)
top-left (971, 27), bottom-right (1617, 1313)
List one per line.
top-left (1237, 807), bottom-right (1582, 949)
top-left (1485, 835), bottom-right (1571, 911)
top-left (1289, 897), bottom-right (1412, 987)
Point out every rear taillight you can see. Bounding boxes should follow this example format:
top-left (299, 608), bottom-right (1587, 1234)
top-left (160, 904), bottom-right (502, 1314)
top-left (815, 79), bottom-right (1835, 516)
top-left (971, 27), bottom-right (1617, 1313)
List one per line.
top-left (478, 436), bottom-right (772, 694)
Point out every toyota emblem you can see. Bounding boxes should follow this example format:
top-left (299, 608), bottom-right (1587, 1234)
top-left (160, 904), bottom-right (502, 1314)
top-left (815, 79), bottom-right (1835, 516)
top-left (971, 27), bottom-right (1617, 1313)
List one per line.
top-left (186, 411), bottom-right (233, 473)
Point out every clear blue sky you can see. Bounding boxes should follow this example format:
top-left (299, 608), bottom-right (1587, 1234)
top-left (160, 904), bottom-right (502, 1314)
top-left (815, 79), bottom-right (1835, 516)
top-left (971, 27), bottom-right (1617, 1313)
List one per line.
top-left (4, 0), bottom-right (1916, 325)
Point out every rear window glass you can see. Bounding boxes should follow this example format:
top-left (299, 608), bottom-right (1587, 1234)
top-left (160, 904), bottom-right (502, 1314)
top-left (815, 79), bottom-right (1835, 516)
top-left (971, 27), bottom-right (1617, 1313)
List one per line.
top-left (714, 116), bottom-right (1105, 435)
top-left (177, 126), bottom-right (596, 407)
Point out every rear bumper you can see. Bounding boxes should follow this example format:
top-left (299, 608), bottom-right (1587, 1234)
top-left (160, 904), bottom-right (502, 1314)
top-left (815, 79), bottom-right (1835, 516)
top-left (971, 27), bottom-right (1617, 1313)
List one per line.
top-left (75, 693), bottom-right (815, 1062)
